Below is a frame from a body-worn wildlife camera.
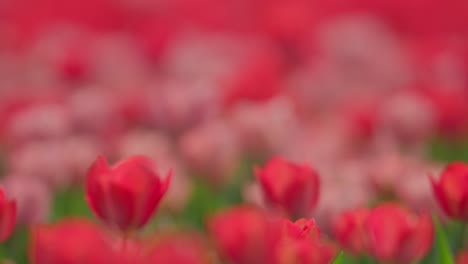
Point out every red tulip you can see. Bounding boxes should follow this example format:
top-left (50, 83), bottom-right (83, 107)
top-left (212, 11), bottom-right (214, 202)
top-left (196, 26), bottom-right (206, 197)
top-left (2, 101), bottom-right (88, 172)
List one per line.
top-left (457, 250), bottom-right (468, 264)
top-left (85, 156), bottom-right (171, 232)
top-left (146, 233), bottom-right (212, 264)
top-left (282, 218), bottom-right (321, 241)
top-left (365, 203), bottom-right (433, 264)
top-left (29, 219), bottom-right (117, 264)
top-left (255, 157), bottom-right (320, 218)
top-left (333, 207), bottom-right (371, 255)
top-left (0, 187), bottom-right (16, 243)
top-left (207, 206), bottom-right (279, 264)
top-left (431, 162), bottom-right (468, 220)
top-left (276, 218), bottom-right (337, 264)
top-left (275, 238), bottom-right (337, 264)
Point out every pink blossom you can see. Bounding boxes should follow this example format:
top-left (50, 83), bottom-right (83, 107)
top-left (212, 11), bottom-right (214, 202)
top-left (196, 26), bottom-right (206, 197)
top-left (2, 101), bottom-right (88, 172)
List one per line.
top-left (2, 176), bottom-right (51, 225)
top-left (179, 119), bottom-right (241, 186)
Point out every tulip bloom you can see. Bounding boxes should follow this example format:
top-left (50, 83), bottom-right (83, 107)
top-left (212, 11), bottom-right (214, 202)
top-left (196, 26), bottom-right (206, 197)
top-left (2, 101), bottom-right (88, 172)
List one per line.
top-left (85, 156), bottom-right (171, 232)
top-left (29, 219), bottom-right (117, 264)
top-left (276, 218), bottom-right (337, 264)
top-left (208, 206), bottom-right (279, 264)
top-left (365, 203), bottom-right (433, 264)
top-left (255, 157), bottom-right (320, 218)
top-left (0, 187), bottom-right (16, 243)
top-left (431, 162), bottom-right (468, 220)
top-left (333, 208), bottom-right (371, 255)
top-left (457, 250), bottom-right (468, 264)
top-left (146, 233), bottom-right (213, 264)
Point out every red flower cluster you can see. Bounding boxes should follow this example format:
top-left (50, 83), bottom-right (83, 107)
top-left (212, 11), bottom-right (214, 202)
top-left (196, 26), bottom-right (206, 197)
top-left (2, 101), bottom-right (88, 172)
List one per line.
top-left (333, 203), bottom-right (433, 264)
top-left (30, 218), bottom-right (213, 264)
top-left (208, 205), bottom-right (336, 264)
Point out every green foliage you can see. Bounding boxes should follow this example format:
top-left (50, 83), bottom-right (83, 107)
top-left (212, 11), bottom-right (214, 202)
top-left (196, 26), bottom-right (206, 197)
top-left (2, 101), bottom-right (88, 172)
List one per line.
top-left (429, 137), bottom-right (468, 162)
top-left (3, 228), bottom-right (29, 264)
top-left (433, 216), bottom-right (455, 264)
top-left (50, 187), bottom-right (93, 221)
top-left (333, 251), bottom-right (344, 264)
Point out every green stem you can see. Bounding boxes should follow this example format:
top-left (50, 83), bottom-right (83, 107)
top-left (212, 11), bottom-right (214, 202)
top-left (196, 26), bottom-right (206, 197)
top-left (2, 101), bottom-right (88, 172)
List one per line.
top-left (0, 243), bottom-right (4, 260)
top-left (460, 222), bottom-right (467, 250)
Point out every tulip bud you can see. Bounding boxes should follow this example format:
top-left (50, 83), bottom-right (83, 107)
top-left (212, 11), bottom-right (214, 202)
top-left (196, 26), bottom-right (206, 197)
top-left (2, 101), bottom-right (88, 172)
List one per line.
top-left (85, 155), bottom-right (171, 232)
top-left (333, 207), bottom-right (370, 255)
top-left (0, 187), bottom-right (16, 243)
top-left (365, 203), bottom-right (433, 264)
top-left (431, 162), bottom-right (468, 220)
top-left (255, 157), bottom-right (320, 218)
top-left (29, 219), bottom-right (117, 264)
top-left (207, 206), bottom-right (279, 264)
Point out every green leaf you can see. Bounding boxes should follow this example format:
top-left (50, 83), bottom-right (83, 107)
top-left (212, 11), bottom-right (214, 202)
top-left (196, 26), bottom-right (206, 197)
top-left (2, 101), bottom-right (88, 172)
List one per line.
top-left (4, 227), bottom-right (29, 264)
top-left (433, 216), bottom-right (455, 264)
top-left (333, 251), bottom-right (344, 264)
top-left (50, 187), bottom-right (92, 221)
top-left (180, 180), bottom-right (226, 229)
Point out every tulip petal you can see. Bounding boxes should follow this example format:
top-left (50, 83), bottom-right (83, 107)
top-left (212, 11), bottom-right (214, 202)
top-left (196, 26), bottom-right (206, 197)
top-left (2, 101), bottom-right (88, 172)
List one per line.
top-left (108, 182), bottom-right (136, 230)
top-left (137, 170), bottom-right (172, 228)
top-left (85, 156), bottom-right (111, 220)
top-left (0, 200), bottom-right (16, 243)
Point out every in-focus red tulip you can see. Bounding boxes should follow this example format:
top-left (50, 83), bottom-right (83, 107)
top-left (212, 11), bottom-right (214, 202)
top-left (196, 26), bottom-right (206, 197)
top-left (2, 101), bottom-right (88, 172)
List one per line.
top-left (333, 207), bottom-right (371, 255)
top-left (207, 206), bottom-right (279, 264)
top-left (282, 218), bottom-right (321, 240)
top-left (146, 233), bottom-right (213, 264)
top-left (255, 157), bottom-right (320, 218)
top-left (365, 203), bottom-right (433, 264)
top-left (0, 187), bottom-right (16, 243)
top-left (276, 218), bottom-right (337, 264)
top-left (85, 156), bottom-right (171, 232)
top-left (430, 162), bottom-right (468, 220)
top-left (29, 219), bottom-right (117, 264)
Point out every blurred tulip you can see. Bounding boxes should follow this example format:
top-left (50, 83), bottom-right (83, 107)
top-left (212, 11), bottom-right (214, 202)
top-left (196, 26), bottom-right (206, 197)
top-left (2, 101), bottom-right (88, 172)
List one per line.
top-left (378, 91), bottom-right (436, 144)
top-left (146, 233), bottom-right (213, 264)
top-left (146, 78), bottom-right (219, 133)
top-left (431, 162), bottom-right (468, 220)
top-left (365, 203), bottom-right (433, 264)
top-left (2, 177), bottom-right (50, 225)
top-left (0, 187), bottom-right (16, 243)
top-left (179, 120), bottom-right (241, 186)
top-left (255, 157), bottom-right (320, 218)
top-left (85, 156), bottom-right (171, 232)
top-left (275, 238), bottom-right (336, 264)
top-left (312, 160), bottom-right (372, 233)
top-left (10, 140), bottom-right (86, 188)
top-left (457, 249), bottom-right (468, 264)
top-left (208, 206), bottom-right (279, 264)
top-left (67, 87), bottom-right (125, 140)
top-left (3, 103), bottom-right (71, 147)
top-left (229, 96), bottom-right (300, 155)
top-left (222, 47), bottom-right (284, 107)
top-left (282, 218), bottom-right (321, 241)
top-left (333, 208), bottom-right (371, 255)
top-left (29, 219), bottom-right (116, 264)
top-left (276, 218), bottom-right (337, 264)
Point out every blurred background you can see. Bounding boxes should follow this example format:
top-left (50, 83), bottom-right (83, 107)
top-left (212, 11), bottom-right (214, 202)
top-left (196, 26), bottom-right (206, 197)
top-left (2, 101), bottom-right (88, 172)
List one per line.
top-left (1, 0), bottom-right (468, 261)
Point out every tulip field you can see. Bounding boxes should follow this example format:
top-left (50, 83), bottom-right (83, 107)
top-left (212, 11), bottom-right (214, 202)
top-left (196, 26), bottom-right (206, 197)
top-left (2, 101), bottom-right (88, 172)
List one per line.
top-left (1, 0), bottom-right (468, 263)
